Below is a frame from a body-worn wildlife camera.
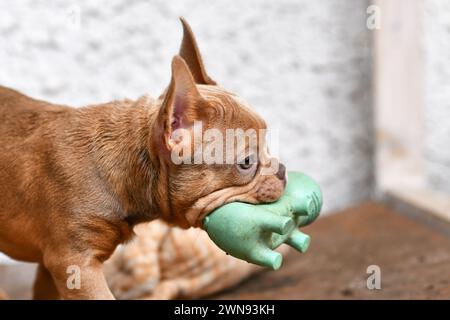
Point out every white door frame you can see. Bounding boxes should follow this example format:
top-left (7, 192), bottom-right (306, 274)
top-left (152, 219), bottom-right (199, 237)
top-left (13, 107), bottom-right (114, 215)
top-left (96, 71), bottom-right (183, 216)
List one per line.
top-left (375, 0), bottom-right (450, 225)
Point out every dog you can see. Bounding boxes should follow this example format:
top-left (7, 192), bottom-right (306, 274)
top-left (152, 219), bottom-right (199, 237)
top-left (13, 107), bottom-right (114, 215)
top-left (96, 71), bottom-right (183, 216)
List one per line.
top-left (0, 18), bottom-right (286, 299)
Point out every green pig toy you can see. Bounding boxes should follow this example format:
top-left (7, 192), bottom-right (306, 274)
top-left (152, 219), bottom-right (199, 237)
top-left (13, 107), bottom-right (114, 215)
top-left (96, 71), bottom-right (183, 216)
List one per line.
top-left (203, 172), bottom-right (322, 270)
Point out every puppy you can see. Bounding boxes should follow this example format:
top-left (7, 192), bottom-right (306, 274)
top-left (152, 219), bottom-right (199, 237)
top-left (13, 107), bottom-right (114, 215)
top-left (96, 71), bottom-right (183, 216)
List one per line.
top-left (0, 18), bottom-right (286, 299)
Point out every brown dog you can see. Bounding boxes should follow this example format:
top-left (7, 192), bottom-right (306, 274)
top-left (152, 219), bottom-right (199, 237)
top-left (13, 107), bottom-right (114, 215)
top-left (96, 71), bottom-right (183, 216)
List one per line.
top-left (0, 19), bottom-right (286, 299)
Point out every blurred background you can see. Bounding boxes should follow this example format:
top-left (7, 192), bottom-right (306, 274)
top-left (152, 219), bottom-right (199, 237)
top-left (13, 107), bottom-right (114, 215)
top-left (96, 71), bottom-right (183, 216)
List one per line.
top-left (0, 0), bottom-right (449, 299)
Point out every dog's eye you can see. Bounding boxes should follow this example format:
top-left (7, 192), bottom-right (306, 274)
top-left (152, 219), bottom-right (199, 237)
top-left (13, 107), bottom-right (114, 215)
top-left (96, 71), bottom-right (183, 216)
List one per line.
top-left (237, 156), bottom-right (254, 172)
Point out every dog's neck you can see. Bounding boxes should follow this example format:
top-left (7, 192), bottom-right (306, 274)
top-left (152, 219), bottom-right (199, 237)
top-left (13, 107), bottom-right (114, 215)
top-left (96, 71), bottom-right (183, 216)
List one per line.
top-left (74, 96), bottom-right (172, 226)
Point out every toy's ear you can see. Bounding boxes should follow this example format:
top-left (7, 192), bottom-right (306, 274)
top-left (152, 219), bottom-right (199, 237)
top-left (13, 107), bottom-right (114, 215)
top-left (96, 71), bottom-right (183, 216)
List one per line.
top-left (179, 17), bottom-right (216, 85)
top-left (158, 55), bottom-right (202, 149)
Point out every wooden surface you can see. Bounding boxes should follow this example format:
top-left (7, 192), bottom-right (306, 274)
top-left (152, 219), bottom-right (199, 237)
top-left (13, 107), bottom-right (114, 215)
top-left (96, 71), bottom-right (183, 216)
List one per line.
top-left (1, 202), bottom-right (450, 299)
top-left (212, 202), bottom-right (450, 299)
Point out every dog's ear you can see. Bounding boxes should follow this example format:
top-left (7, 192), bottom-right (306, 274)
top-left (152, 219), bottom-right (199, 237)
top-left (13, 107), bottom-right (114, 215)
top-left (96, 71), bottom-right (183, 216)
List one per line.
top-left (158, 55), bottom-right (202, 148)
top-left (179, 17), bottom-right (216, 85)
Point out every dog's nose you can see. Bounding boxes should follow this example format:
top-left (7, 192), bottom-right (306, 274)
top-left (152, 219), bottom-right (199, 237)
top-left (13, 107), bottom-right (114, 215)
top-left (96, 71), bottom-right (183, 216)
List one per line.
top-left (276, 163), bottom-right (286, 181)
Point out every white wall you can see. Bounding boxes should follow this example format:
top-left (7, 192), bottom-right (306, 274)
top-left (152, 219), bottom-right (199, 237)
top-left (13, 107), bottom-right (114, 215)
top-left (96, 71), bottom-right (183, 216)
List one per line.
top-left (0, 0), bottom-right (374, 263)
top-left (0, 0), bottom-right (374, 262)
top-left (424, 1), bottom-right (450, 194)
top-left (4, 1), bottom-right (450, 265)
top-left (0, 0), bottom-right (374, 218)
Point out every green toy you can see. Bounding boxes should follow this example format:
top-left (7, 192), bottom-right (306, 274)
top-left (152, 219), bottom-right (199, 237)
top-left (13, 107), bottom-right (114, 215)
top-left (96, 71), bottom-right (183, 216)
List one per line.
top-left (203, 172), bottom-right (322, 270)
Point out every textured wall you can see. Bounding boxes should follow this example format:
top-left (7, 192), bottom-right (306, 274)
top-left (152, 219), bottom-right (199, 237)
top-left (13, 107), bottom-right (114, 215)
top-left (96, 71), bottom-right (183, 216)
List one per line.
top-left (424, 1), bottom-right (450, 194)
top-left (0, 0), bottom-right (373, 215)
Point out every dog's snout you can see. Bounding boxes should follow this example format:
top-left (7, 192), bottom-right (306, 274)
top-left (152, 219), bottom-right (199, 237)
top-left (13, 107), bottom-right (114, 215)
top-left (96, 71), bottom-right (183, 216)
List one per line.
top-left (276, 163), bottom-right (286, 181)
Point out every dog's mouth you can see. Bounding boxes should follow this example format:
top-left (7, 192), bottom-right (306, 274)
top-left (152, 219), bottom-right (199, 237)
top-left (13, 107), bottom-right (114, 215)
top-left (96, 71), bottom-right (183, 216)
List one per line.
top-left (183, 179), bottom-right (261, 228)
top-left (183, 177), bottom-right (286, 228)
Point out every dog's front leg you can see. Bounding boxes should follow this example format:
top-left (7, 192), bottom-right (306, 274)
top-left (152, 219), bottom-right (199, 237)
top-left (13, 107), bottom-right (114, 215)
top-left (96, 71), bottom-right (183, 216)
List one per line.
top-left (44, 252), bottom-right (115, 300)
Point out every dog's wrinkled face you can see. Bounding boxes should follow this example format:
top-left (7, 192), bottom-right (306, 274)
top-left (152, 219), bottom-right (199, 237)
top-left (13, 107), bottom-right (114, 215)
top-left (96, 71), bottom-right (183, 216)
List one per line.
top-left (153, 19), bottom-right (286, 228)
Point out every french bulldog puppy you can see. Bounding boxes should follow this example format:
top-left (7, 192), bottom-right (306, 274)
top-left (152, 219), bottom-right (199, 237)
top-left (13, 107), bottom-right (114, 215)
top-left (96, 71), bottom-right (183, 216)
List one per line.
top-left (0, 18), bottom-right (286, 299)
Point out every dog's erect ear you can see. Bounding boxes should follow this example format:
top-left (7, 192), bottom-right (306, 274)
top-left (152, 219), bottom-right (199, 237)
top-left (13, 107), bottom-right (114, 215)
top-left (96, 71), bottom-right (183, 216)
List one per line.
top-left (179, 17), bottom-right (216, 85)
top-left (159, 55), bottom-right (202, 147)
